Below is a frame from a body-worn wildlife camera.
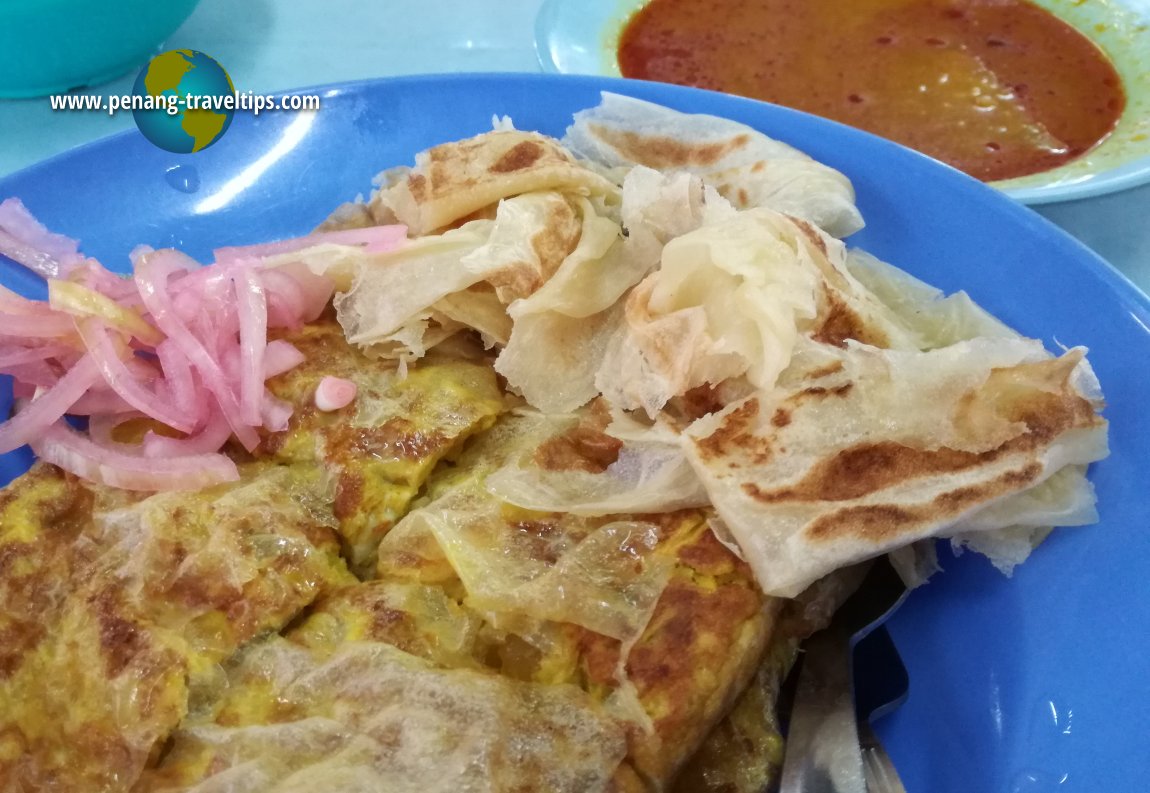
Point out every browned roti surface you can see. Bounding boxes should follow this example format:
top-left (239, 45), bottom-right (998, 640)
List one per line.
top-left (0, 325), bottom-right (780, 793)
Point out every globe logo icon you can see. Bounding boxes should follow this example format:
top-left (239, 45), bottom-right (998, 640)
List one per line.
top-left (132, 50), bottom-right (235, 154)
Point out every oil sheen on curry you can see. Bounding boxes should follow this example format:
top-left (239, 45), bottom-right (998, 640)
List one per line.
top-left (618, 0), bottom-right (1126, 181)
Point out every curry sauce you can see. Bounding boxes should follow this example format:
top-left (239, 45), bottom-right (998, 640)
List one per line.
top-left (618, 0), bottom-right (1126, 180)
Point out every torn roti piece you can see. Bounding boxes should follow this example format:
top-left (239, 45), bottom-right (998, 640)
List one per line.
top-left (595, 208), bottom-right (916, 417)
top-left (495, 170), bottom-right (728, 414)
top-left (136, 640), bottom-right (630, 793)
top-left (337, 191), bottom-right (583, 358)
top-left (683, 338), bottom-right (1108, 597)
top-left (843, 248), bottom-right (1106, 573)
top-left (484, 399), bottom-right (710, 517)
top-left (373, 130), bottom-right (618, 235)
top-left (563, 92), bottom-right (865, 238)
top-left (0, 463), bottom-right (353, 792)
top-left (260, 320), bottom-right (505, 573)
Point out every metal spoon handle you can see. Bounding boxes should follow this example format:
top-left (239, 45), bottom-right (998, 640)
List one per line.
top-left (778, 629), bottom-right (868, 793)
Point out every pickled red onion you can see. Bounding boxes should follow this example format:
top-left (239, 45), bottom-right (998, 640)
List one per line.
top-left (32, 422), bottom-right (239, 491)
top-left (154, 339), bottom-right (200, 425)
top-left (235, 268), bottom-right (268, 426)
top-left (1, 203), bottom-right (408, 491)
top-left (75, 318), bottom-right (194, 433)
top-left (0, 355), bottom-right (100, 453)
top-left (133, 251), bottom-right (259, 450)
top-left (0, 198), bottom-right (86, 278)
top-left (0, 344), bottom-right (72, 368)
top-left (263, 340), bottom-right (306, 379)
top-left (143, 407), bottom-right (233, 458)
top-left (315, 376), bottom-right (358, 412)
top-left (213, 225), bottom-right (408, 263)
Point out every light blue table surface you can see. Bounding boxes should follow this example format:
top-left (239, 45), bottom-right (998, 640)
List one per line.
top-left (1, 0), bottom-right (1147, 293)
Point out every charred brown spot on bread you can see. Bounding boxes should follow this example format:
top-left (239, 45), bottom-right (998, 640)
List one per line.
top-left (530, 198), bottom-right (582, 276)
top-left (485, 267), bottom-right (542, 302)
top-left (95, 594), bottom-right (144, 677)
top-left (806, 360), bottom-right (846, 379)
top-left (771, 408), bottom-right (792, 428)
top-left (576, 629), bottom-right (623, 689)
top-left (590, 125), bottom-right (750, 168)
top-left (790, 217), bottom-right (829, 257)
top-left (674, 524), bottom-right (743, 578)
top-left (804, 463), bottom-right (1043, 543)
top-left (678, 384), bottom-right (727, 422)
top-left (490, 140), bottom-right (546, 173)
top-left (0, 466), bottom-right (96, 677)
top-left (406, 173), bottom-right (427, 202)
top-left (624, 575), bottom-right (764, 766)
top-left (484, 199), bottom-right (580, 300)
top-left (534, 426), bottom-right (623, 473)
top-left (510, 518), bottom-right (566, 564)
top-left (334, 471), bottom-right (364, 521)
top-left (751, 161), bottom-right (766, 173)
top-left (813, 293), bottom-right (888, 348)
top-left (581, 395), bottom-right (616, 432)
top-left (0, 619), bottom-right (44, 678)
top-left (954, 352), bottom-right (1102, 448)
top-left (935, 464), bottom-right (1043, 511)
top-left (743, 441), bottom-right (1002, 504)
top-left (370, 603), bottom-right (407, 631)
top-left (804, 504), bottom-right (916, 543)
top-left (335, 419), bottom-right (450, 463)
top-left (166, 561), bottom-right (244, 615)
top-left (694, 399), bottom-right (762, 462)
top-left (737, 188), bottom-right (749, 206)
top-left (828, 441), bottom-right (990, 496)
top-left (798, 382), bottom-right (854, 399)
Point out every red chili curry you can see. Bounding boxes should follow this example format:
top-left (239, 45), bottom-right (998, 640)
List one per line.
top-left (618, 0), bottom-right (1126, 181)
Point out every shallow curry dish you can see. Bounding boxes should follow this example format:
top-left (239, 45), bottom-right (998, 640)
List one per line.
top-left (536, 0), bottom-right (1150, 204)
top-left (0, 74), bottom-right (1149, 792)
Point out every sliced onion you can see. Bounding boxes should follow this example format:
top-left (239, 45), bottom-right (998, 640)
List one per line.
top-left (49, 279), bottom-right (163, 344)
top-left (315, 376), bottom-right (357, 412)
top-left (169, 257), bottom-right (232, 297)
top-left (88, 412), bottom-right (145, 447)
top-left (213, 225), bottom-right (408, 264)
top-left (0, 312), bottom-right (76, 338)
top-left (0, 204), bottom-right (325, 491)
top-left (260, 269), bottom-right (307, 328)
top-left (0, 344), bottom-right (72, 368)
top-left (69, 262), bottom-right (137, 301)
top-left (1, 284), bottom-right (66, 315)
top-left (66, 387), bottom-right (136, 415)
top-left (32, 421), bottom-right (239, 491)
top-left (235, 267), bottom-right (268, 426)
top-left (0, 199), bottom-right (84, 267)
top-left (2, 361), bottom-right (61, 388)
top-left (0, 198), bottom-right (85, 279)
top-left (75, 317), bottom-right (194, 433)
top-left (263, 340), bottom-right (306, 379)
top-left (260, 390), bottom-right (294, 432)
top-left (133, 251), bottom-right (259, 450)
top-left (0, 228), bottom-right (60, 278)
top-left (273, 262), bottom-right (335, 322)
top-left (154, 339), bottom-right (200, 425)
top-left (0, 354), bottom-right (100, 453)
top-left (143, 407), bottom-right (232, 458)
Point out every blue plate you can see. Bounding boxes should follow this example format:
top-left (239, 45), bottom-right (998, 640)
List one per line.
top-left (2, 74), bottom-right (1148, 792)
